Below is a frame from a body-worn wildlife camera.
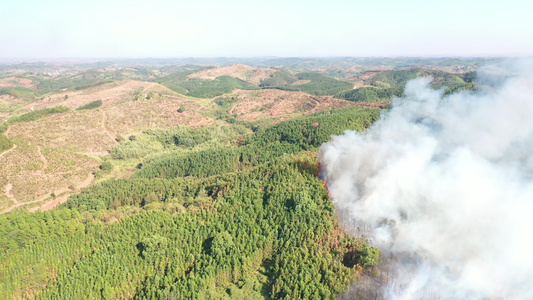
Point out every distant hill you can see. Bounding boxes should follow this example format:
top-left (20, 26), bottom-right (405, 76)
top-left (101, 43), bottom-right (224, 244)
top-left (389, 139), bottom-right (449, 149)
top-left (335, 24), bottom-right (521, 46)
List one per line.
top-left (337, 68), bottom-right (476, 102)
top-left (0, 77), bottom-right (35, 89)
top-left (188, 63), bottom-right (277, 83)
top-left (224, 88), bottom-right (383, 122)
top-left (21, 80), bottom-right (178, 111)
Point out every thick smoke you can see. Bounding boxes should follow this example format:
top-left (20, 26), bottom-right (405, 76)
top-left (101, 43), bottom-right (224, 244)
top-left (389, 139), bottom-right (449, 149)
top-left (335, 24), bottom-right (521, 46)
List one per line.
top-left (319, 60), bottom-right (533, 299)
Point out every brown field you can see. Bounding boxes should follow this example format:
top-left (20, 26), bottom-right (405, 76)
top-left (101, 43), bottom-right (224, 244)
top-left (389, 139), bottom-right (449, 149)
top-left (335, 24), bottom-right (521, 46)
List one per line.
top-left (10, 95), bottom-right (212, 155)
top-left (0, 77), bottom-right (35, 89)
top-left (23, 80), bottom-right (178, 111)
top-left (188, 64), bottom-right (276, 83)
top-left (1, 81), bottom-right (214, 212)
top-left (226, 89), bottom-right (386, 122)
top-left (0, 138), bottom-right (98, 212)
top-left (1, 102), bottom-right (211, 211)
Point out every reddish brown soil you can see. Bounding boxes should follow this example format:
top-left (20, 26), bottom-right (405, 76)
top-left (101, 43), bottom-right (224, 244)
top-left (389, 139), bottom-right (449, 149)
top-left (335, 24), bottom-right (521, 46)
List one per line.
top-left (226, 89), bottom-right (387, 122)
top-left (0, 77), bottom-right (35, 88)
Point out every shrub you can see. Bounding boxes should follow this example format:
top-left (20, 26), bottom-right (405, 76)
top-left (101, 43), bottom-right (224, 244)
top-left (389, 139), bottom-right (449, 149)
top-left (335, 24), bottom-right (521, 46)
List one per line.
top-left (8, 106), bottom-right (69, 124)
top-left (76, 100), bottom-right (102, 110)
top-left (0, 134), bottom-right (13, 152)
top-left (100, 161), bottom-right (113, 171)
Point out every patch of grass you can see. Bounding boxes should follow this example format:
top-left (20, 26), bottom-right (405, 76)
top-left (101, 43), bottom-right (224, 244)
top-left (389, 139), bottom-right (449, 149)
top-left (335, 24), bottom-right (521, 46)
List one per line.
top-left (76, 100), bottom-right (102, 111)
top-left (73, 80), bottom-right (112, 91)
top-left (7, 106), bottom-right (69, 124)
top-left (0, 194), bottom-right (14, 212)
top-left (0, 134), bottom-right (12, 152)
top-left (110, 134), bottom-right (165, 160)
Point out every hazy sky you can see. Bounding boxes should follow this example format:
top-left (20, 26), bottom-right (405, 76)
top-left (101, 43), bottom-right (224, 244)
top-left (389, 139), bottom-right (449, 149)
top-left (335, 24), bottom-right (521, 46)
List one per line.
top-left (1, 0), bottom-right (533, 58)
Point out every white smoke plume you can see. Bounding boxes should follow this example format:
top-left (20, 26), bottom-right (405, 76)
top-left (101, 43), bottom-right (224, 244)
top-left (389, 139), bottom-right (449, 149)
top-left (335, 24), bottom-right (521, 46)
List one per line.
top-left (319, 60), bottom-right (533, 299)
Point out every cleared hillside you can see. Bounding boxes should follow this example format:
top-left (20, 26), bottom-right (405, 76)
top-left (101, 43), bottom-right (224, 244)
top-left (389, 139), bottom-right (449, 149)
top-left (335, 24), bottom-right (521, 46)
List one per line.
top-left (0, 77), bottom-right (36, 89)
top-left (224, 89), bottom-right (385, 122)
top-left (188, 63), bottom-right (277, 83)
top-left (0, 81), bottom-right (214, 211)
top-left (0, 138), bottom-right (97, 212)
top-left (2, 77), bottom-right (377, 212)
top-left (22, 80), bottom-right (179, 111)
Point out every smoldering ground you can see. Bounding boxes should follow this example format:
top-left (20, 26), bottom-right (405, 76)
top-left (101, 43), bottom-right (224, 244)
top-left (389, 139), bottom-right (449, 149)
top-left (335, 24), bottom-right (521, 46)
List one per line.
top-left (320, 60), bottom-right (533, 299)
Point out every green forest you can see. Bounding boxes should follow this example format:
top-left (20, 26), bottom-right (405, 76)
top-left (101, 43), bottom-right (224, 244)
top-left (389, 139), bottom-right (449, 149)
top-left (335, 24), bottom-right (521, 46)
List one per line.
top-left (0, 106), bottom-right (382, 299)
top-left (336, 69), bottom-right (476, 102)
top-left (159, 73), bottom-right (259, 98)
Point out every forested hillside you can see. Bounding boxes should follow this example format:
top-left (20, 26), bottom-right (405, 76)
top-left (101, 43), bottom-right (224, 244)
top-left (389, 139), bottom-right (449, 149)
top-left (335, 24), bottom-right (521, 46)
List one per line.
top-left (0, 106), bottom-right (382, 299)
top-left (336, 69), bottom-right (476, 102)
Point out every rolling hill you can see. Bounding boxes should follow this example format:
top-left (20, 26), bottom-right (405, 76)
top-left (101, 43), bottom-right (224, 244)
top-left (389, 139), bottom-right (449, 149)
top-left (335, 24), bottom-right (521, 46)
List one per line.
top-left (188, 63), bottom-right (277, 83)
top-left (0, 68), bottom-right (384, 213)
top-left (0, 58), bottom-right (482, 299)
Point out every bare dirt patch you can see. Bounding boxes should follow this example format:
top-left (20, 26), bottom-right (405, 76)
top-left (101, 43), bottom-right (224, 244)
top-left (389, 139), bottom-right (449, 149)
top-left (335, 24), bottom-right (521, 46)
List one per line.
top-left (9, 95), bottom-right (212, 154)
top-left (359, 71), bottom-right (381, 80)
top-left (30, 172), bottom-right (95, 212)
top-left (290, 80), bottom-right (312, 85)
top-left (0, 172), bottom-right (95, 214)
top-left (3, 183), bottom-right (18, 204)
top-left (0, 139), bottom-right (98, 210)
top-left (188, 64), bottom-right (276, 83)
top-left (0, 77), bottom-right (35, 89)
top-left (0, 94), bottom-right (24, 106)
top-left (1, 91), bottom-right (213, 213)
top-left (347, 71), bottom-right (381, 82)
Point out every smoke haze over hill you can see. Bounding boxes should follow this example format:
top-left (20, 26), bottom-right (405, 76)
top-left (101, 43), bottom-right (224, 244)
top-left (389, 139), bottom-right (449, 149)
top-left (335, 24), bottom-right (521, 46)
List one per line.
top-left (319, 60), bottom-right (533, 299)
